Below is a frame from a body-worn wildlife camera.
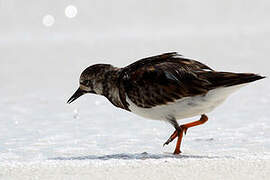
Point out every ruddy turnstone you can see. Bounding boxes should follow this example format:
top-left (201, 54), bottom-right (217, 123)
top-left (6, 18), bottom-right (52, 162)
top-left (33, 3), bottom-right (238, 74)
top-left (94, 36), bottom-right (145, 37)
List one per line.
top-left (67, 52), bottom-right (265, 154)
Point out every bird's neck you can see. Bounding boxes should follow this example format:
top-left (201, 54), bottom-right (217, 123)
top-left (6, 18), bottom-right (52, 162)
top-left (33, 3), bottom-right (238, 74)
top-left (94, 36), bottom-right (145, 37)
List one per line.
top-left (101, 68), bottom-right (127, 110)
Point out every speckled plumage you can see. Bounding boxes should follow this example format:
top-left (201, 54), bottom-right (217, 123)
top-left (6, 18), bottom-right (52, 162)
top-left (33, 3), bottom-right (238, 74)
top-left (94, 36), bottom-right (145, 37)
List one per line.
top-left (67, 52), bottom-right (265, 154)
top-left (118, 52), bottom-right (263, 110)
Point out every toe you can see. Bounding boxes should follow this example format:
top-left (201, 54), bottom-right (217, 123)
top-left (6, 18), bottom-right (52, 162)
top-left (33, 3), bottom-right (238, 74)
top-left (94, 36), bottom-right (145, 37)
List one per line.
top-left (173, 149), bottom-right (181, 155)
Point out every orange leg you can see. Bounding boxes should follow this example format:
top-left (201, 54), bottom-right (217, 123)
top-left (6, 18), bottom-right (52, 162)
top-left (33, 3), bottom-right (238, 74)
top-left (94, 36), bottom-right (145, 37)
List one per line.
top-left (174, 114), bottom-right (208, 154)
top-left (163, 131), bottom-right (178, 147)
top-left (164, 114), bottom-right (208, 154)
top-left (173, 129), bottom-right (184, 154)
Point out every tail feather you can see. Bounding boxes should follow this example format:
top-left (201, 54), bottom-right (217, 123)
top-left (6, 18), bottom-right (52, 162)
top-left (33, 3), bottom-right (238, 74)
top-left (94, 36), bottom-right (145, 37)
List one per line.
top-left (200, 72), bottom-right (265, 89)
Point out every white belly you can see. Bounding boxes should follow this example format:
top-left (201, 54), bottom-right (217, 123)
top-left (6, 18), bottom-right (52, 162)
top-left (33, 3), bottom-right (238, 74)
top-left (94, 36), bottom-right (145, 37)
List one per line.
top-left (126, 84), bottom-right (246, 121)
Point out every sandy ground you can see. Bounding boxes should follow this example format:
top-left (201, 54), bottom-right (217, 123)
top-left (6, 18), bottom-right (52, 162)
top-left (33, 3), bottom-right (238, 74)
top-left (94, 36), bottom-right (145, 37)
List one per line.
top-left (1, 154), bottom-right (270, 180)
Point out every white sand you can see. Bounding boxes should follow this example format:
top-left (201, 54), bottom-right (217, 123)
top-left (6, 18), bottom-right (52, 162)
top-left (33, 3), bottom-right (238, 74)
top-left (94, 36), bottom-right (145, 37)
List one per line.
top-left (1, 154), bottom-right (270, 180)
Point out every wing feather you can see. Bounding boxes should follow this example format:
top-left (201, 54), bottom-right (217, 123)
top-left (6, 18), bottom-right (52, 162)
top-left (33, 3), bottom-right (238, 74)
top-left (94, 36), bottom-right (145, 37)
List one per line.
top-left (119, 53), bottom-right (213, 108)
top-left (118, 52), bottom-right (264, 109)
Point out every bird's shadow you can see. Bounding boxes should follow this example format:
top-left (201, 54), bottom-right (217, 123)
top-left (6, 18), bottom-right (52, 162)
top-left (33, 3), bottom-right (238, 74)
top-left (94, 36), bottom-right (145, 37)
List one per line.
top-left (50, 152), bottom-right (233, 161)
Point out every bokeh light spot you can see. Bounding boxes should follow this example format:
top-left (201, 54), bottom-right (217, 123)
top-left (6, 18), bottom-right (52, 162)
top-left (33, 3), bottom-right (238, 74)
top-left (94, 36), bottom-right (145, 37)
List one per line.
top-left (42, 14), bottom-right (55, 27)
top-left (65, 5), bottom-right (78, 18)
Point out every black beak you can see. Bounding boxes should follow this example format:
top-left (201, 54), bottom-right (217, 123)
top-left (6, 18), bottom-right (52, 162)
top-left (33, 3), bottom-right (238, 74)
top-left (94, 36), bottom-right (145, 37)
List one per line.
top-left (67, 88), bottom-right (85, 104)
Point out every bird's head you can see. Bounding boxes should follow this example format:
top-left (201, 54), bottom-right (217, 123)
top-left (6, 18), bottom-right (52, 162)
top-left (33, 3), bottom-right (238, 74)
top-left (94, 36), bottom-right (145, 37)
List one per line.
top-left (67, 64), bottom-right (114, 104)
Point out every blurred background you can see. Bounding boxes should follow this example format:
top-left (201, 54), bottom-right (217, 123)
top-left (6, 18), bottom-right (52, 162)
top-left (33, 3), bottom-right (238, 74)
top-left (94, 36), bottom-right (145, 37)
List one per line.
top-left (1, 0), bottom-right (269, 95)
top-left (0, 0), bottom-right (269, 161)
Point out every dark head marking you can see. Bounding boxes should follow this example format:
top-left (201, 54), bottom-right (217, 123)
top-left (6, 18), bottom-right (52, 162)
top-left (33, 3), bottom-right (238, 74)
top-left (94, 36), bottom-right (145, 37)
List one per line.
top-left (67, 64), bottom-right (115, 104)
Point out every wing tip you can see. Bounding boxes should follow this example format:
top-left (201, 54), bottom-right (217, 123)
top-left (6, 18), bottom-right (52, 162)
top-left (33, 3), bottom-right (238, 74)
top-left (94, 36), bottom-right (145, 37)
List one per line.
top-left (227, 73), bottom-right (266, 86)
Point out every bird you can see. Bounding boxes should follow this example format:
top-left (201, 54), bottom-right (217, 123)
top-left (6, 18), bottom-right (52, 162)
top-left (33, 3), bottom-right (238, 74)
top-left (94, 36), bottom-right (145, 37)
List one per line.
top-left (67, 52), bottom-right (265, 154)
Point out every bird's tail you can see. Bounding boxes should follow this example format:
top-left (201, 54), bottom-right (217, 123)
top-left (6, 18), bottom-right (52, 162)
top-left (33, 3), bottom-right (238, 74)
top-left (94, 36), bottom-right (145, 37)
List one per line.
top-left (199, 72), bottom-right (265, 89)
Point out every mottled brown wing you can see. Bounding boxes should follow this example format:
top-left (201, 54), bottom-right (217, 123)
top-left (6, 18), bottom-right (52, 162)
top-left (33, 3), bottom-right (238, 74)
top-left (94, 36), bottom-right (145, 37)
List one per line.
top-left (120, 53), bottom-right (214, 108)
top-left (123, 52), bottom-right (213, 73)
top-left (198, 71), bottom-right (265, 88)
top-left (118, 52), bottom-right (265, 109)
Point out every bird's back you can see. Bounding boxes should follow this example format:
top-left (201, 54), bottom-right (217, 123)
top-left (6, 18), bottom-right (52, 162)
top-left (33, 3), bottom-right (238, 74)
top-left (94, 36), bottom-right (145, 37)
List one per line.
top-left (118, 52), bottom-right (264, 111)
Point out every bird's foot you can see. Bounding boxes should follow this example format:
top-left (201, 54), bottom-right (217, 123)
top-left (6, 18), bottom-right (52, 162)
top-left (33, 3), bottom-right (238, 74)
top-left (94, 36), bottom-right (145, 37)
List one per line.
top-left (165, 114), bottom-right (208, 154)
top-left (173, 149), bottom-right (181, 155)
top-left (163, 130), bottom-right (178, 146)
top-left (163, 126), bottom-right (188, 147)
